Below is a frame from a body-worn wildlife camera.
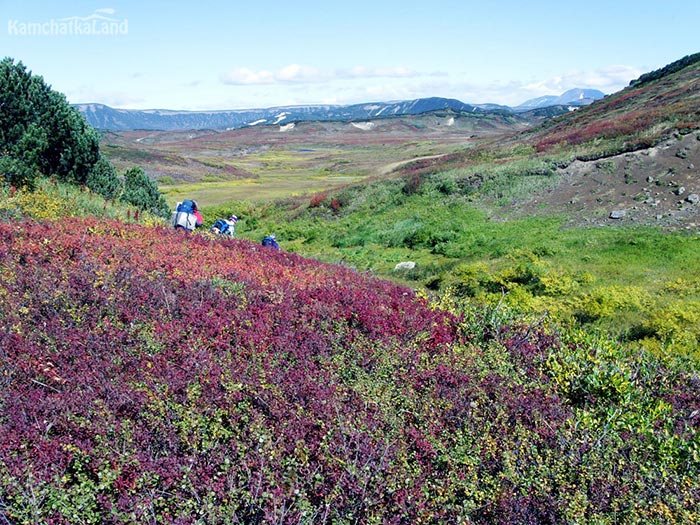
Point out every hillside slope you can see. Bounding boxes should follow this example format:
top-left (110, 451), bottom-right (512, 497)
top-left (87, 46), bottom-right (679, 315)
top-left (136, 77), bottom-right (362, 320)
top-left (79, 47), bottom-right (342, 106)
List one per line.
top-left (512, 54), bottom-right (700, 227)
top-left (507, 129), bottom-right (700, 227)
top-left (389, 53), bottom-right (700, 229)
top-left (2, 218), bottom-right (698, 523)
top-left (527, 53), bottom-right (700, 153)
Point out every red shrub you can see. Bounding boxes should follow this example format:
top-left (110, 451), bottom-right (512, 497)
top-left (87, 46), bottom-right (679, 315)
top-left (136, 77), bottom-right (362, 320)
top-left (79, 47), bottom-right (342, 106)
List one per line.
top-left (309, 192), bottom-right (327, 207)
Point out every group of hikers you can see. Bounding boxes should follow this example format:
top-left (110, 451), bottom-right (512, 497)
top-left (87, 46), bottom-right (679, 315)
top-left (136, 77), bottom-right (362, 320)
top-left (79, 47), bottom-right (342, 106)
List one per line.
top-left (171, 199), bottom-right (280, 250)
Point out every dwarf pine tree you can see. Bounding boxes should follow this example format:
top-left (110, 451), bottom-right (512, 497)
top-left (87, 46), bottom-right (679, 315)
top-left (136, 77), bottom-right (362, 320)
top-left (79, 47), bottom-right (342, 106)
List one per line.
top-left (0, 57), bottom-right (100, 188)
top-left (1, 57), bottom-right (170, 216)
top-left (122, 166), bottom-right (170, 216)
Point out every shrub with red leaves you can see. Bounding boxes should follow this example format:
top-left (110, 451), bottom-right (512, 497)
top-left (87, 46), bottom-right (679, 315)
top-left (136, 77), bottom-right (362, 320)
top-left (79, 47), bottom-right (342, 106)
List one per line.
top-left (0, 218), bottom-right (698, 524)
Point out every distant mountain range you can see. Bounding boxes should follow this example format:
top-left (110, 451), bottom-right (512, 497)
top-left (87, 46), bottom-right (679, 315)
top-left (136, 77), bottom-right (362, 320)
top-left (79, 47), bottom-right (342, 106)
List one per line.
top-left (514, 88), bottom-right (606, 110)
top-left (75, 89), bottom-right (605, 131)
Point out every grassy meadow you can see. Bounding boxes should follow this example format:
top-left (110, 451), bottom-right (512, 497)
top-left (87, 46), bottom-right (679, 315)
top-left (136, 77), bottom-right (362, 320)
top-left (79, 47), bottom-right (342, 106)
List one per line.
top-left (226, 190), bottom-right (700, 356)
top-left (140, 141), bottom-right (441, 206)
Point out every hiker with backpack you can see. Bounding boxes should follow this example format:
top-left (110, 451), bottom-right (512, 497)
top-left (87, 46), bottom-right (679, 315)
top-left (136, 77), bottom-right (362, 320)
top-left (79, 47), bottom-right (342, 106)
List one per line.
top-left (210, 215), bottom-right (238, 236)
top-left (261, 233), bottom-right (280, 250)
top-left (171, 199), bottom-right (203, 232)
top-left (193, 205), bottom-right (203, 228)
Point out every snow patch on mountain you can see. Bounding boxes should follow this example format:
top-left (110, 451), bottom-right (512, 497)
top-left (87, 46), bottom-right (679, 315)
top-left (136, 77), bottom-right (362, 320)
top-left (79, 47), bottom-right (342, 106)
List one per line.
top-left (351, 122), bottom-right (376, 131)
top-left (273, 112), bottom-right (289, 124)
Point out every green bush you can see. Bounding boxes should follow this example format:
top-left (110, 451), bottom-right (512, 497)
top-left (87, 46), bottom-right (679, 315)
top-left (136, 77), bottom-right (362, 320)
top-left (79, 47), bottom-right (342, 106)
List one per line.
top-left (0, 154), bottom-right (38, 190)
top-left (121, 167), bottom-right (169, 217)
top-left (630, 52), bottom-right (700, 87)
top-left (87, 155), bottom-right (122, 200)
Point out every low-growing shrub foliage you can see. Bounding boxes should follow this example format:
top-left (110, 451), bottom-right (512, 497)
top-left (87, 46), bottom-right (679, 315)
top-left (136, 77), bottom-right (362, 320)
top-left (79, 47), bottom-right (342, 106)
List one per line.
top-left (1, 219), bottom-right (698, 524)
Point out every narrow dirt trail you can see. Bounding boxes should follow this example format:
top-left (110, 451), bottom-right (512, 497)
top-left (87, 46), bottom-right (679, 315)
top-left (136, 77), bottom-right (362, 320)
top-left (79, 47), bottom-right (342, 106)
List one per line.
top-left (377, 154), bottom-right (446, 175)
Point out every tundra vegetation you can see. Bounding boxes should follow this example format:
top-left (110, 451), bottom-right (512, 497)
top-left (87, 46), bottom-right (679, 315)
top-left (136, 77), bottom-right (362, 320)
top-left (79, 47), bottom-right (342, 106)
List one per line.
top-left (1, 54), bottom-right (699, 523)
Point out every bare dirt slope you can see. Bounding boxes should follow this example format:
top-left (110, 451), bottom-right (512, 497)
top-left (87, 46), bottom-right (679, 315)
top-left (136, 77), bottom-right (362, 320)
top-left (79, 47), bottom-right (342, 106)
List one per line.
top-left (510, 131), bottom-right (700, 230)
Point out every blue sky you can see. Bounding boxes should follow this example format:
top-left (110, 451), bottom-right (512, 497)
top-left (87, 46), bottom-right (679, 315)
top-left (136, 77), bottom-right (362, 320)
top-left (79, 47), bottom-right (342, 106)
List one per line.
top-left (2, 1), bottom-right (698, 110)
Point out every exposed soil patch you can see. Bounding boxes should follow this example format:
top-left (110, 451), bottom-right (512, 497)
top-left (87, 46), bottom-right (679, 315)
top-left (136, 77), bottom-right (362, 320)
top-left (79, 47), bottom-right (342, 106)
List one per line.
top-left (507, 131), bottom-right (700, 231)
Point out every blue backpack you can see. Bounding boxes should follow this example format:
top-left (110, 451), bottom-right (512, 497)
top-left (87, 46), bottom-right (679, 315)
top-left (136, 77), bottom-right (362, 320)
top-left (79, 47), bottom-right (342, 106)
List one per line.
top-left (262, 235), bottom-right (279, 250)
top-left (177, 199), bottom-right (196, 214)
top-left (211, 219), bottom-right (232, 235)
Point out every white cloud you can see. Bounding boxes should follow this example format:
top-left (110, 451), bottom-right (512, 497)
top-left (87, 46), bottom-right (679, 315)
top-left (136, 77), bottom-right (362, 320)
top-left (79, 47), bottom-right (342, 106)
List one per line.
top-left (339, 66), bottom-right (421, 79)
top-left (220, 64), bottom-right (445, 86)
top-left (522, 65), bottom-right (644, 98)
top-left (277, 64), bottom-right (326, 82)
top-left (220, 65), bottom-right (328, 85)
top-left (217, 62), bottom-right (644, 109)
top-left (445, 65), bottom-right (648, 107)
top-left (220, 67), bottom-right (276, 85)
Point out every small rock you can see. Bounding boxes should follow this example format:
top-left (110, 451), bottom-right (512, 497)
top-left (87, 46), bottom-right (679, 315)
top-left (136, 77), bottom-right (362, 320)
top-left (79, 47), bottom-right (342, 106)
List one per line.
top-left (394, 261), bottom-right (416, 271)
top-left (686, 193), bottom-right (700, 204)
top-left (675, 186), bottom-right (686, 196)
top-left (609, 210), bottom-right (626, 219)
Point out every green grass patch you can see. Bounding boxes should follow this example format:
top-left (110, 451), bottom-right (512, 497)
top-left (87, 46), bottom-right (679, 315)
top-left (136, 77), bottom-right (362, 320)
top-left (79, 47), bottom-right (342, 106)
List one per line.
top-left (224, 173), bottom-right (700, 357)
top-left (159, 168), bottom-right (367, 207)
